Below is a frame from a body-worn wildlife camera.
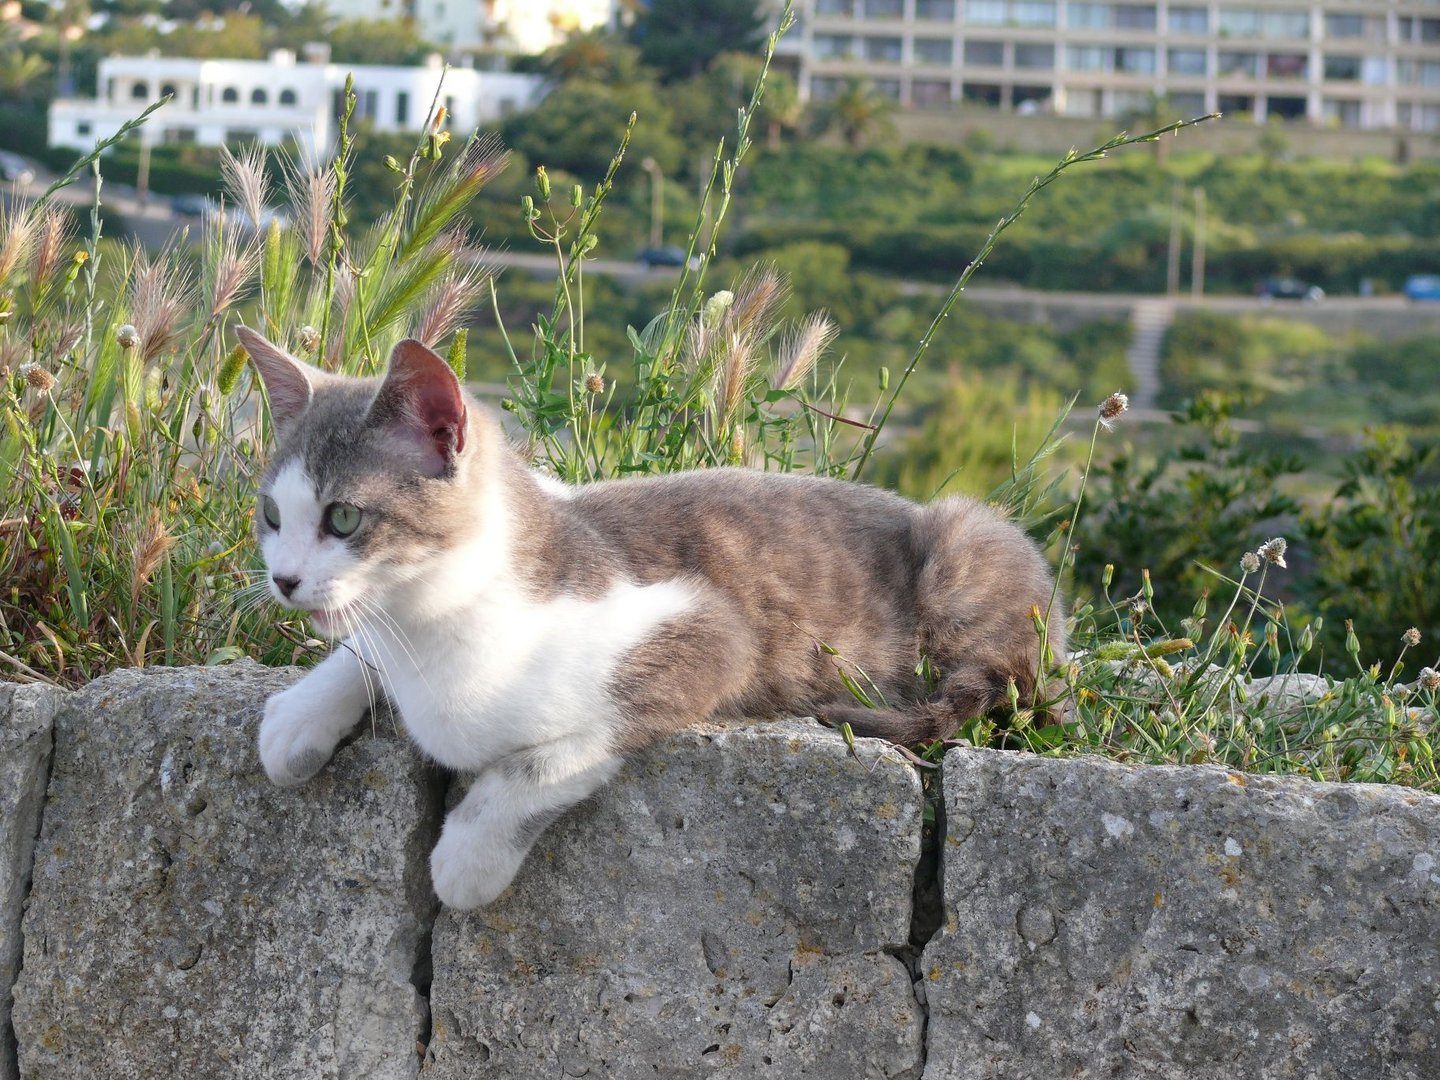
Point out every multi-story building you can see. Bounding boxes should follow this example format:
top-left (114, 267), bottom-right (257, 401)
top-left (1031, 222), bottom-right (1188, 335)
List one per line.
top-left (767, 0), bottom-right (1440, 130)
top-left (48, 50), bottom-right (543, 157)
top-left (324, 0), bottom-right (619, 53)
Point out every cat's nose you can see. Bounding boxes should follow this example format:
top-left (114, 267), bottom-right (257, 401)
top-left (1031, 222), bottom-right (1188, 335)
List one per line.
top-left (272, 574), bottom-right (301, 599)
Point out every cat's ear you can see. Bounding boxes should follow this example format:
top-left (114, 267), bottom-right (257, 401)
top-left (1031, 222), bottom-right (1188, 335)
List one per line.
top-left (369, 338), bottom-right (468, 476)
top-left (235, 326), bottom-right (319, 430)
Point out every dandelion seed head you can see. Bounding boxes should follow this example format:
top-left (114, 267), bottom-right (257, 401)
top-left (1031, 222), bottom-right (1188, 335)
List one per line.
top-left (1419, 667), bottom-right (1440, 692)
top-left (1240, 551), bottom-right (1261, 574)
top-left (1402, 627), bottom-right (1421, 648)
top-left (1099, 391), bottom-right (1129, 429)
top-left (116, 323), bottom-right (139, 349)
top-left (1257, 537), bottom-right (1288, 569)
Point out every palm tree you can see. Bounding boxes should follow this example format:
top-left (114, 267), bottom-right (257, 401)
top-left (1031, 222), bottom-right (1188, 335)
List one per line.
top-left (0, 49), bottom-right (50, 100)
top-left (817, 78), bottom-right (892, 149)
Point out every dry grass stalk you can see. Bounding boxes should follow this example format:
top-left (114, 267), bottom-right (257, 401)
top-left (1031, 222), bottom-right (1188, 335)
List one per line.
top-left (130, 507), bottom-right (175, 608)
top-left (0, 202), bottom-right (38, 287)
top-left (414, 261), bottom-right (493, 347)
top-left (282, 153), bottom-right (335, 266)
top-left (207, 221), bottom-right (260, 318)
top-left (129, 246), bottom-right (197, 364)
top-left (220, 144), bottom-right (270, 231)
top-left (774, 311), bottom-right (839, 391)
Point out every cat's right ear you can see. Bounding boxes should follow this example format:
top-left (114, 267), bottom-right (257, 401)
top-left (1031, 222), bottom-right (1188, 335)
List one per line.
top-left (235, 326), bottom-right (317, 430)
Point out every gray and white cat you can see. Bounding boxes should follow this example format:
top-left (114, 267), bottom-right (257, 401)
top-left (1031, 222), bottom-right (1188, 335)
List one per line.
top-left (237, 327), bottom-right (1065, 910)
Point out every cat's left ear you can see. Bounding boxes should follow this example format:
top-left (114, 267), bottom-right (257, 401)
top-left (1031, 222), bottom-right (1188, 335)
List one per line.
top-left (369, 339), bottom-right (468, 476)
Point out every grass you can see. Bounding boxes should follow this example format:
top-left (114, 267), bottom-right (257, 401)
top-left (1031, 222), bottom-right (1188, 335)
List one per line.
top-left (0, 3), bottom-right (1434, 790)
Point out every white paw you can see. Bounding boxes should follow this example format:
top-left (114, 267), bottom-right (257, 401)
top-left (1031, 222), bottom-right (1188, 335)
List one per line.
top-left (429, 819), bottom-right (526, 910)
top-left (257, 685), bottom-right (347, 789)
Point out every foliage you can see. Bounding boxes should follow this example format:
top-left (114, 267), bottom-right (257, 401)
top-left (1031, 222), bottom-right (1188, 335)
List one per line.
top-left (1302, 428), bottom-right (1440, 661)
top-left (327, 19), bottom-right (436, 66)
top-left (500, 78), bottom-right (685, 180)
top-left (3, 9), bottom-right (1435, 792)
top-left (629, 0), bottom-right (767, 82)
top-left (810, 78), bottom-right (895, 150)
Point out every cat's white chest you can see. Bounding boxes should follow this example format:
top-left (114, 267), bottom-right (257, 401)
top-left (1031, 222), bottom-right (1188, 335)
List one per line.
top-left (362, 578), bottom-right (693, 770)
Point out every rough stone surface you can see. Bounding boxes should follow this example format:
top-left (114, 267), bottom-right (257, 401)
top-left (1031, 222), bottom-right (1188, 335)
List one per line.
top-left (427, 721), bottom-right (925, 1078)
top-left (924, 747), bottom-right (1440, 1079)
top-left (12, 664), bottom-right (440, 1080)
top-left (1, 683), bottom-right (64, 1080)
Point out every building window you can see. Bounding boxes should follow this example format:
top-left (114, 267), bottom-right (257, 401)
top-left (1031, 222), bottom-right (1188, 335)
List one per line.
top-left (861, 0), bottom-right (903, 16)
top-left (1115, 47), bottom-right (1155, 75)
top-left (863, 36), bottom-right (903, 62)
top-left (1112, 90), bottom-right (1155, 114)
top-left (1168, 5), bottom-right (1208, 34)
top-left (252, 87), bottom-right (268, 105)
top-left (1324, 13), bottom-right (1362, 38)
top-left (915, 0), bottom-right (956, 20)
top-left (279, 88), bottom-right (298, 106)
top-left (1217, 93), bottom-right (1254, 115)
top-left (222, 87), bottom-right (239, 104)
top-left (1167, 49), bottom-right (1207, 77)
top-left (1012, 2), bottom-right (1056, 27)
top-left (1169, 91), bottom-right (1206, 115)
top-left (964, 0), bottom-right (1006, 24)
top-left (1266, 95), bottom-right (1307, 120)
top-left (132, 81), bottom-right (149, 99)
top-left (815, 0), bottom-right (854, 14)
top-left (363, 90), bottom-right (378, 118)
top-left (1217, 51), bottom-right (1259, 78)
top-left (873, 78), bottom-right (901, 98)
top-left (1323, 99), bottom-right (1360, 128)
top-left (1113, 4), bottom-right (1156, 30)
top-left (962, 82), bottom-right (1002, 105)
top-left (912, 78), bottom-right (953, 107)
top-left (1266, 53), bottom-right (1307, 79)
top-left (964, 39), bottom-right (1005, 66)
top-left (1012, 85), bottom-right (1051, 111)
top-left (1219, 7), bottom-right (1309, 39)
top-left (1398, 60), bottom-right (1440, 88)
top-left (160, 82), bottom-right (177, 99)
top-left (225, 128), bottom-right (258, 143)
top-left (1014, 43), bottom-right (1054, 69)
top-left (1397, 18), bottom-right (1440, 44)
top-left (396, 90), bottom-right (410, 125)
top-left (1066, 45), bottom-right (1108, 71)
top-left (444, 95), bottom-right (456, 121)
top-left (810, 76), bottom-right (843, 99)
top-left (813, 33), bottom-right (855, 59)
top-left (914, 37), bottom-right (954, 65)
top-left (1362, 56), bottom-right (1389, 86)
top-left (1067, 3), bottom-right (1110, 29)
top-left (76, 121), bottom-right (91, 136)
top-left (1323, 55), bottom-right (1361, 81)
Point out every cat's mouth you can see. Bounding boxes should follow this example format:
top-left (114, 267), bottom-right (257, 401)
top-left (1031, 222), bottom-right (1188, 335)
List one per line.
top-left (306, 607), bottom-right (344, 636)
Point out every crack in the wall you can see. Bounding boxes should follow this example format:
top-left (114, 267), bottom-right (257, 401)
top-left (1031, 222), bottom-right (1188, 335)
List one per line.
top-left (409, 763), bottom-right (449, 1071)
top-left (5, 690), bottom-right (61, 1080)
top-left (887, 761), bottom-right (946, 1078)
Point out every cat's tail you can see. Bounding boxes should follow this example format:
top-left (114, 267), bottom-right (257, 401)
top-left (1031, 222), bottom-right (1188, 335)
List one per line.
top-left (818, 668), bottom-right (1069, 747)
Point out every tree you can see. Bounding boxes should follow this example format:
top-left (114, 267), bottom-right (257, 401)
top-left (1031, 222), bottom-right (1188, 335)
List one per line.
top-left (629, 0), bottom-right (766, 81)
top-left (541, 30), bottom-right (646, 85)
top-left (501, 78), bottom-right (683, 180)
top-left (814, 78), bottom-right (892, 149)
top-left (0, 49), bottom-right (50, 100)
top-left (328, 19), bottom-right (436, 66)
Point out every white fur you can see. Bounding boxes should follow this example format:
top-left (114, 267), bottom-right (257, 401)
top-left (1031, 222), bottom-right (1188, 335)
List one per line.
top-left (257, 460), bottom-right (697, 909)
top-left (529, 469), bottom-right (573, 499)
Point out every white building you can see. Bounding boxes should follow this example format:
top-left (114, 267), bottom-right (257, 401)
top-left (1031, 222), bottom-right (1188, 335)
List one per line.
top-left (765, 0), bottom-right (1440, 131)
top-left (323, 0), bottom-right (619, 53)
top-left (49, 50), bottom-right (544, 157)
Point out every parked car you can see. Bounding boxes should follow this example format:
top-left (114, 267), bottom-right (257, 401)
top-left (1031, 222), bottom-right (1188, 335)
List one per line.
top-left (1403, 274), bottom-right (1440, 302)
top-left (170, 192), bottom-right (218, 218)
top-left (1256, 277), bottom-right (1324, 303)
top-left (637, 245), bottom-right (700, 271)
top-left (0, 151), bottom-right (35, 186)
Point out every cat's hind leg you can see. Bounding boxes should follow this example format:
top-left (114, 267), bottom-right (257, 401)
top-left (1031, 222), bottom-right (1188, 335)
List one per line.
top-left (430, 738), bottom-right (621, 910)
top-left (259, 642), bottom-right (377, 787)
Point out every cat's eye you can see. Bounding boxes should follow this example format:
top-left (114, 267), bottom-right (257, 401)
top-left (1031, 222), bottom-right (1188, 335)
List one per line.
top-left (325, 502), bottom-right (362, 538)
top-left (261, 495), bottom-right (280, 530)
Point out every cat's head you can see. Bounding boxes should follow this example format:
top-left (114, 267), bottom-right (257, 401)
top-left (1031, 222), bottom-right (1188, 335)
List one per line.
top-left (237, 327), bottom-right (481, 634)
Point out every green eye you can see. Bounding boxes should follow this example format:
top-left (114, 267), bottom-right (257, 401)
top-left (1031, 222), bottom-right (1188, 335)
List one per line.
top-left (261, 495), bottom-right (280, 530)
top-left (325, 502), bottom-right (362, 538)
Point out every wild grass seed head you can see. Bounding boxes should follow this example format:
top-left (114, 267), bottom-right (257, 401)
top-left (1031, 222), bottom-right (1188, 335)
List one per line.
top-left (220, 144), bottom-right (271, 232)
top-left (1257, 536), bottom-right (1288, 568)
top-left (1099, 390), bottom-right (1129, 429)
top-left (774, 311), bottom-right (839, 391)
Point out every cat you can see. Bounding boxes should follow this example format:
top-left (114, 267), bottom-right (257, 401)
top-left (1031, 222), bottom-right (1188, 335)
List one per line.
top-left (236, 326), bottom-right (1066, 910)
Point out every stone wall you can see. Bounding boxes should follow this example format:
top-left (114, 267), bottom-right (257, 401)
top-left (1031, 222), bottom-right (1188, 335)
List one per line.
top-left (2, 665), bottom-right (1437, 1078)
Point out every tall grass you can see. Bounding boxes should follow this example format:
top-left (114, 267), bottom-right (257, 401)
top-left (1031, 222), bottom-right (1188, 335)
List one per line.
top-left (0, 4), bottom-right (1433, 788)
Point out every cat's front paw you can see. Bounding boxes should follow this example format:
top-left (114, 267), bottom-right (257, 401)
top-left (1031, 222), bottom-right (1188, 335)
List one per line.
top-left (258, 685), bottom-right (347, 789)
top-left (430, 820), bottom-right (525, 910)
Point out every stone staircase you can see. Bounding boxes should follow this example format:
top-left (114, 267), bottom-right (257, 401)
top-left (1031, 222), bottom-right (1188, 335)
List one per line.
top-left (1125, 298), bottom-right (1176, 413)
